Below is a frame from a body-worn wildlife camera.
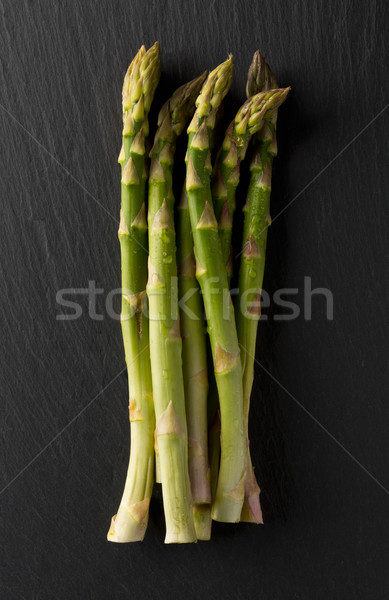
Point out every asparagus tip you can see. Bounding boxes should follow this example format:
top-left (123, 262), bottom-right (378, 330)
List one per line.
top-left (246, 49), bottom-right (278, 97)
top-left (123, 43), bottom-right (161, 114)
top-left (235, 87), bottom-right (291, 136)
top-left (195, 55), bottom-right (234, 119)
top-left (155, 71), bottom-right (209, 144)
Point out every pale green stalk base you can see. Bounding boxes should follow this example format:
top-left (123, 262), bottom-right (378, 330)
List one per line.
top-left (108, 394), bottom-right (154, 541)
top-left (157, 427), bottom-right (195, 543)
top-left (155, 437), bottom-right (161, 483)
top-left (193, 504), bottom-right (212, 540)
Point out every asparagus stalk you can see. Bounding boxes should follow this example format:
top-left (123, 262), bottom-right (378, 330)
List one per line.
top-left (206, 77), bottom-right (290, 520)
top-left (177, 101), bottom-right (225, 538)
top-left (185, 56), bottom-right (247, 523)
top-left (236, 51), bottom-right (289, 522)
top-left (108, 44), bottom-right (161, 543)
top-left (212, 88), bottom-right (291, 273)
top-left (147, 73), bottom-right (206, 543)
top-left (177, 188), bottom-right (212, 540)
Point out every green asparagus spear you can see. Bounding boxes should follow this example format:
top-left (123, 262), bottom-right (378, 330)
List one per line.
top-left (108, 44), bottom-right (160, 543)
top-left (185, 56), bottom-right (247, 523)
top-left (207, 86), bottom-right (290, 506)
top-left (177, 188), bottom-right (212, 540)
top-left (202, 68), bottom-right (290, 524)
top-left (147, 73), bottom-right (206, 543)
top-left (236, 51), bottom-right (289, 522)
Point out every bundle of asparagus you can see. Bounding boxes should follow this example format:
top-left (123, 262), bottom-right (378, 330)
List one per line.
top-left (108, 44), bottom-right (290, 543)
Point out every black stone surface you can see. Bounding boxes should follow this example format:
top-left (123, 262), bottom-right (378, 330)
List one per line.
top-left (1, 1), bottom-right (388, 598)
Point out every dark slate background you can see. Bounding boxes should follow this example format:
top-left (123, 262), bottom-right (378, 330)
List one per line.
top-left (1, 0), bottom-right (388, 598)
